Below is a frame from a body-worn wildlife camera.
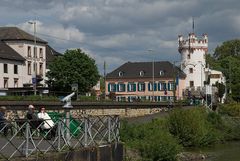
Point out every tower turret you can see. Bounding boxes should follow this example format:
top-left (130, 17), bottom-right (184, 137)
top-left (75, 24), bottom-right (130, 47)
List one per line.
top-left (178, 33), bottom-right (208, 89)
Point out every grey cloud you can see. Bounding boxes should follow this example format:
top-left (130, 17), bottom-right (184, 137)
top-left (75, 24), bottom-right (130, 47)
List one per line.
top-left (0, 0), bottom-right (240, 73)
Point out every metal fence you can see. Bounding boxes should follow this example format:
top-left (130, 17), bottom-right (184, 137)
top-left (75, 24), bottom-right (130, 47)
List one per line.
top-left (0, 115), bottom-right (120, 160)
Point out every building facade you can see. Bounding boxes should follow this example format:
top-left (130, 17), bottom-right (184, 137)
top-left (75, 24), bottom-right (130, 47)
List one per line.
top-left (105, 61), bottom-right (186, 102)
top-left (0, 27), bottom-right (60, 92)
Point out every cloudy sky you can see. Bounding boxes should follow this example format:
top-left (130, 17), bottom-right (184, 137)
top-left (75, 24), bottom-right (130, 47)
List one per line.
top-left (0, 0), bottom-right (240, 74)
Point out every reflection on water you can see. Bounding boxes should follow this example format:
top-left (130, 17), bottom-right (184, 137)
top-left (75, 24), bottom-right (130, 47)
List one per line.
top-left (190, 141), bottom-right (240, 161)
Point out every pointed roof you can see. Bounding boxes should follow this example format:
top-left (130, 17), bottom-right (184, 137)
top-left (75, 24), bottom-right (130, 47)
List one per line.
top-left (46, 45), bottom-right (62, 68)
top-left (0, 41), bottom-right (25, 61)
top-left (106, 61), bottom-right (186, 79)
top-left (0, 27), bottom-right (47, 44)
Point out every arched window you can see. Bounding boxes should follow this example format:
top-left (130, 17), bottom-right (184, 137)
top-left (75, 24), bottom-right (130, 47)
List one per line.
top-left (139, 71), bottom-right (144, 76)
top-left (159, 70), bottom-right (164, 76)
top-left (119, 71), bottom-right (123, 77)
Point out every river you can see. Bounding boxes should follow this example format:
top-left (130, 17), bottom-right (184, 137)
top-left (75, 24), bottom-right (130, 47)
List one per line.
top-left (189, 141), bottom-right (240, 161)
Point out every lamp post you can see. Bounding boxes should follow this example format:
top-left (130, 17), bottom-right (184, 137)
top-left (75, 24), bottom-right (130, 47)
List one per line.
top-left (28, 21), bottom-right (37, 95)
top-left (198, 61), bottom-right (205, 88)
top-left (148, 49), bottom-right (154, 102)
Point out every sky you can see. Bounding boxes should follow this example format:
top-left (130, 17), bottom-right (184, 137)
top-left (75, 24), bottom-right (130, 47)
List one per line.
top-left (1, 0), bottom-right (240, 75)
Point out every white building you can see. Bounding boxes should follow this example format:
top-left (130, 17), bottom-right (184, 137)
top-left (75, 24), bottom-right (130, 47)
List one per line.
top-left (178, 33), bottom-right (208, 89)
top-left (178, 32), bottom-right (226, 102)
top-left (0, 27), bottom-right (60, 93)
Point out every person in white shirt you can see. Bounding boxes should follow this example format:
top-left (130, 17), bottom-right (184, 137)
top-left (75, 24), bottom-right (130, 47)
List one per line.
top-left (37, 107), bottom-right (56, 139)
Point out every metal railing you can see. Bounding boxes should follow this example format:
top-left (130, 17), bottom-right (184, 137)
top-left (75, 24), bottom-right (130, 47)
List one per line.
top-left (0, 115), bottom-right (120, 160)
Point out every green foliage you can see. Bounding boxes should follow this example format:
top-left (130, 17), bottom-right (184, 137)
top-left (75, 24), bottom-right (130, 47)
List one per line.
top-left (46, 49), bottom-right (100, 93)
top-left (78, 95), bottom-right (96, 102)
top-left (218, 103), bottom-right (240, 117)
top-left (215, 82), bottom-right (225, 101)
top-left (167, 108), bottom-right (219, 147)
top-left (121, 119), bottom-right (181, 161)
top-left (207, 39), bottom-right (240, 101)
top-left (140, 131), bottom-right (181, 161)
top-left (121, 107), bottom-right (240, 160)
top-left (214, 39), bottom-right (240, 59)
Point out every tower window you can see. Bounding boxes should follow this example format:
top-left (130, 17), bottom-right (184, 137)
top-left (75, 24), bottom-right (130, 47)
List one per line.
top-left (27, 46), bottom-right (31, 57)
top-left (119, 71), bottom-right (123, 77)
top-left (159, 70), bottom-right (164, 76)
top-left (39, 48), bottom-right (43, 58)
top-left (189, 68), bottom-right (193, 73)
top-left (28, 61), bottom-right (31, 75)
top-left (187, 54), bottom-right (191, 59)
top-left (190, 81), bottom-right (194, 87)
top-left (3, 77), bottom-right (8, 88)
top-left (14, 65), bottom-right (18, 74)
top-left (139, 71), bottom-right (144, 76)
top-left (14, 78), bottom-right (18, 88)
top-left (3, 64), bottom-right (8, 73)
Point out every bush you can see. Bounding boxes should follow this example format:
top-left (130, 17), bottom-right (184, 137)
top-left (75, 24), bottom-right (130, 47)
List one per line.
top-left (219, 103), bottom-right (240, 117)
top-left (139, 131), bottom-right (181, 161)
top-left (167, 108), bottom-right (219, 147)
top-left (121, 119), bottom-right (181, 161)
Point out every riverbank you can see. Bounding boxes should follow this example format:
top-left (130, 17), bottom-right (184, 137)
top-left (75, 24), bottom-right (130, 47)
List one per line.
top-left (121, 104), bottom-right (240, 161)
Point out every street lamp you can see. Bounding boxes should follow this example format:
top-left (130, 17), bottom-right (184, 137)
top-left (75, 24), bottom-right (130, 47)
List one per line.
top-left (198, 61), bottom-right (205, 88)
top-left (28, 21), bottom-right (37, 95)
top-left (148, 49), bottom-right (154, 102)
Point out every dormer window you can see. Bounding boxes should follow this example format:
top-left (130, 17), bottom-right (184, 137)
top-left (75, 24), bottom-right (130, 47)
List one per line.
top-left (159, 70), bottom-right (164, 76)
top-left (139, 71), bottom-right (144, 76)
top-left (119, 71), bottom-right (123, 77)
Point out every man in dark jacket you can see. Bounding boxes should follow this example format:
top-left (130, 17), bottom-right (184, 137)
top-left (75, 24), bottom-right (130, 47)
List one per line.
top-left (26, 105), bottom-right (43, 129)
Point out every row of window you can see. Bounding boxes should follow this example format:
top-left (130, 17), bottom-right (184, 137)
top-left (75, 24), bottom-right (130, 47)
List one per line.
top-left (3, 77), bottom-right (18, 88)
top-left (117, 96), bottom-right (174, 102)
top-left (27, 61), bottom-right (43, 75)
top-left (3, 64), bottom-right (18, 74)
top-left (108, 82), bottom-right (175, 92)
top-left (27, 46), bottom-right (43, 58)
top-left (118, 70), bottom-right (165, 77)
top-left (3, 62), bottom-right (44, 76)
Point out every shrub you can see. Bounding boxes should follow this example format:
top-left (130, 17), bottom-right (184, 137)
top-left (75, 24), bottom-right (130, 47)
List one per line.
top-left (167, 108), bottom-right (219, 147)
top-left (219, 103), bottom-right (240, 117)
top-left (121, 119), bottom-right (181, 161)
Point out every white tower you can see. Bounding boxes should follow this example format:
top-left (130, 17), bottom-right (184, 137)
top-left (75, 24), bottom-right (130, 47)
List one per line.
top-left (178, 33), bottom-right (208, 89)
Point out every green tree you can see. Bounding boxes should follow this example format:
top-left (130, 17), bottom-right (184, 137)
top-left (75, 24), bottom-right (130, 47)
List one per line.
top-left (206, 39), bottom-right (240, 101)
top-left (47, 49), bottom-right (100, 93)
top-left (215, 82), bottom-right (225, 102)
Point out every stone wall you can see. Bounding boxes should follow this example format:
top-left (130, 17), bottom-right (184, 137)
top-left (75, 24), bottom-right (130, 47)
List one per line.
top-left (16, 143), bottom-right (124, 161)
top-left (5, 107), bottom-right (164, 119)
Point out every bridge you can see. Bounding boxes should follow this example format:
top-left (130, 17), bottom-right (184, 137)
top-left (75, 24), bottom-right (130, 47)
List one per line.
top-left (0, 113), bottom-right (120, 161)
top-left (0, 101), bottom-right (188, 160)
top-left (0, 101), bottom-right (186, 110)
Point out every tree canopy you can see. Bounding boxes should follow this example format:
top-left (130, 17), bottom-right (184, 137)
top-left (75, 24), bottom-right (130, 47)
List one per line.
top-left (46, 49), bottom-right (100, 93)
top-left (207, 39), bottom-right (240, 101)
